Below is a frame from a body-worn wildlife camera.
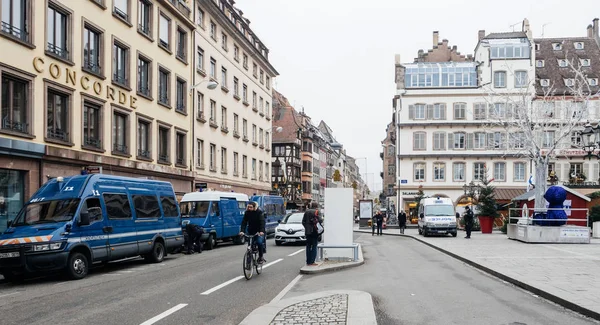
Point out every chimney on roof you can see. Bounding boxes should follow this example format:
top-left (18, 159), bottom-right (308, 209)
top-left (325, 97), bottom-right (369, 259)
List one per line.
top-left (395, 54), bottom-right (401, 65)
top-left (594, 18), bottom-right (599, 38)
top-left (478, 30), bottom-right (485, 41)
top-left (522, 18), bottom-right (532, 38)
top-left (588, 24), bottom-right (594, 38)
top-left (433, 31), bottom-right (439, 46)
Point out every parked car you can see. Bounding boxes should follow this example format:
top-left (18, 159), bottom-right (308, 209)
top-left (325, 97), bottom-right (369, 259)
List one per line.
top-left (274, 212), bottom-right (322, 245)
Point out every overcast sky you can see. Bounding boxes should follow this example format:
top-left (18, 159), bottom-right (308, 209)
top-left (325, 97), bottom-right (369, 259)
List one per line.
top-left (241, 0), bottom-right (598, 191)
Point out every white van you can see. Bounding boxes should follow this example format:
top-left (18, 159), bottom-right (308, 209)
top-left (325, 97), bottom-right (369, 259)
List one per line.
top-left (418, 197), bottom-right (457, 237)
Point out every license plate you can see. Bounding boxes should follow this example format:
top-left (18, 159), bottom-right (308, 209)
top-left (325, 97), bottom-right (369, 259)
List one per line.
top-left (284, 239), bottom-right (296, 242)
top-left (0, 252), bottom-right (20, 258)
top-left (438, 230), bottom-right (446, 233)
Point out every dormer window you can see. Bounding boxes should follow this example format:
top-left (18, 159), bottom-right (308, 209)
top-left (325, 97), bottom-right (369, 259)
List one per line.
top-left (581, 59), bottom-right (591, 67)
top-left (536, 60), bottom-right (545, 67)
top-left (558, 59), bottom-right (568, 67)
top-left (564, 79), bottom-right (575, 87)
top-left (575, 42), bottom-right (584, 50)
top-left (540, 79), bottom-right (550, 87)
top-left (553, 43), bottom-right (563, 50)
top-left (589, 78), bottom-right (598, 86)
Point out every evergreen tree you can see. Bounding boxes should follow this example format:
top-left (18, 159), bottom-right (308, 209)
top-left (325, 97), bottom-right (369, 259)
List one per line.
top-left (476, 169), bottom-right (499, 218)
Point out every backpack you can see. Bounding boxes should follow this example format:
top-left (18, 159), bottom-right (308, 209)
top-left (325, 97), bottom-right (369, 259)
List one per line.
top-left (313, 210), bottom-right (324, 235)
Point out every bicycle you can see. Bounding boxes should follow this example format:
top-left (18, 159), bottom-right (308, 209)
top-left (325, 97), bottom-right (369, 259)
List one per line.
top-left (241, 234), bottom-right (263, 280)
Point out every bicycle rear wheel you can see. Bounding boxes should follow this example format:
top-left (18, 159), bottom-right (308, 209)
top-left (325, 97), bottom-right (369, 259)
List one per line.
top-left (255, 252), bottom-right (263, 275)
top-left (243, 250), bottom-right (254, 280)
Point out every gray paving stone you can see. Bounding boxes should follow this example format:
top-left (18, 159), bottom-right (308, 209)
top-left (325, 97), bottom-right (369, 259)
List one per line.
top-left (268, 294), bottom-right (348, 325)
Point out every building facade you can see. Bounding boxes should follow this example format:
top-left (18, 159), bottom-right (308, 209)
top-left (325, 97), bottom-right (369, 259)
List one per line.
top-left (380, 120), bottom-right (396, 214)
top-left (192, 0), bottom-right (278, 195)
top-left (0, 0), bottom-right (197, 229)
top-left (394, 19), bottom-right (600, 216)
top-left (394, 22), bottom-right (537, 215)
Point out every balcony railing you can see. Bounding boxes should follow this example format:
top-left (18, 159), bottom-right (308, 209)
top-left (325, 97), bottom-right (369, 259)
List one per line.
top-left (113, 143), bottom-right (128, 154)
top-left (84, 136), bottom-right (101, 148)
top-left (83, 59), bottom-right (101, 74)
top-left (47, 43), bottom-right (69, 59)
top-left (2, 118), bottom-right (28, 134)
top-left (159, 94), bottom-right (169, 105)
top-left (176, 157), bottom-right (185, 165)
top-left (168, 0), bottom-right (191, 18)
top-left (113, 73), bottom-right (128, 86)
top-left (48, 128), bottom-right (69, 141)
top-left (138, 23), bottom-right (150, 35)
top-left (159, 154), bottom-right (170, 162)
top-left (138, 149), bottom-right (151, 158)
top-left (138, 85), bottom-right (150, 96)
top-left (176, 102), bottom-right (186, 113)
top-left (113, 6), bottom-right (129, 21)
top-left (1, 21), bottom-right (29, 42)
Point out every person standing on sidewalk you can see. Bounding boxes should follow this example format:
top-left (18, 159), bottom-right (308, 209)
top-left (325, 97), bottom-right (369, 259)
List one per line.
top-left (302, 202), bottom-right (322, 266)
top-left (464, 206), bottom-right (474, 239)
top-left (373, 210), bottom-right (384, 236)
top-left (398, 210), bottom-right (407, 234)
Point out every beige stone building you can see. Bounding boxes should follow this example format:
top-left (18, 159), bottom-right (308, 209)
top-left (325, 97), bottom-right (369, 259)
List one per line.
top-left (192, 0), bottom-right (278, 196)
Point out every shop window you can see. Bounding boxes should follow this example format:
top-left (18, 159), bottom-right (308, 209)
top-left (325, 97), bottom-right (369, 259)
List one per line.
top-left (0, 169), bottom-right (25, 232)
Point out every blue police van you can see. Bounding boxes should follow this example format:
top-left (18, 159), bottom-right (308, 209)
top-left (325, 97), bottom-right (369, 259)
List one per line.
top-left (249, 195), bottom-right (286, 235)
top-left (0, 174), bottom-right (183, 282)
top-left (180, 191), bottom-right (249, 250)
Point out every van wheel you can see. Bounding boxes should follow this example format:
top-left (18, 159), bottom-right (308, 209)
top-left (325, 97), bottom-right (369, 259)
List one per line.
top-left (66, 252), bottom-right (89, 280)
top-left (205, 234), bottom-right (216, 250)
top-left (146, 241), bottom-right (165, 263)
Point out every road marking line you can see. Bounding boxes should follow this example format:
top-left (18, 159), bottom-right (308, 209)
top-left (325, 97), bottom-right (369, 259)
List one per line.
top-left (121, 270), bottom-right (134, 273)
top-left (53, 281), bottom-right (71, 286)
top-left (288, 249), bottom-right (305, 257)
top-left (0, 292), bottom-right (18, 298)
top-left (139, 303), bottom-right (187, 325)
top-left (262, 258), bottom-right (284, 269)
top-left (201, 276), bottom-right (244, 295)
top-left (270, 274), bottom-right (303, 304)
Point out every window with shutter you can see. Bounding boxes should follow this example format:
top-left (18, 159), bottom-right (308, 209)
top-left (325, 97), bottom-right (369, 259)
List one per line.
top-left (426, 104), bottom-right (434, 120)
top-left (466, 133), bottom-right (474, 150)
top-left (583, 162), bottom-right (590, 178)
top-left (408, 105), bottom-right (415, 120)
top-left (594, 164), bottom-right (599, 181)
top-left (447, 132), bottom-right (453, 150)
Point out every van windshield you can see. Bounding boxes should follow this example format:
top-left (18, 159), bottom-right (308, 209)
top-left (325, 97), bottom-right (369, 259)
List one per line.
top-left (12, 199), bottom-right (81, 226)
top-left (180, 201), bottom-right (210, 218)
top-left (425, 205), bottom-right (454, 216)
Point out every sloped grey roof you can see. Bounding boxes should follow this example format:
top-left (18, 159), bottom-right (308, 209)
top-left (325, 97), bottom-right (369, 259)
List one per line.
top-left (485, 32), bottom-right (528, 39)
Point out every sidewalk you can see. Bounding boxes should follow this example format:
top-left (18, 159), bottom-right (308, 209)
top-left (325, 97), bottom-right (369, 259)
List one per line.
top-left (356, 227), bottom-right (600, 320)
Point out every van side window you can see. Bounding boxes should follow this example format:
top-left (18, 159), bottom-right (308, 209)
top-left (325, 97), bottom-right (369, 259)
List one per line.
top-left (211, 202), bottom-right (220, 216)
top-left (238, 202), bottom-right (247, 210)
top-left (103, 194), bottom-right (132, 219)
top-left (81, 198), bottom-right (103, 224)
top-left (132, 195), bottom-right (161, 219)
top-left (161, 196), bottom-right (179, 217)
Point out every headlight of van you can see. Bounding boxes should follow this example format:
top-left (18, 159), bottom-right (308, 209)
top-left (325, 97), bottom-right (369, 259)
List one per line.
top-left (33, 242), bottom-right (63, 252)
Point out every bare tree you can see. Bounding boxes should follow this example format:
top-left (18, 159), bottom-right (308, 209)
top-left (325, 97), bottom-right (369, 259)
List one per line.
top-left (481, 63), bottom-right (599, 211)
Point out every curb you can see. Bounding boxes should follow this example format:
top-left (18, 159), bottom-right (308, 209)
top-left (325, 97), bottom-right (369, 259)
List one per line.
top-left (239, 290), bottom-right (376, 325)
top-left (353, 230), bottom-right (600, 321)
top-left (299, 244), bottom-right (365, 275)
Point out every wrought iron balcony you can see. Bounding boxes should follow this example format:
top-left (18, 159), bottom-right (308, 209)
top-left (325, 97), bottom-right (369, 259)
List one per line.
top-left (138, 149), bottom-right (151, 158)
top-left (176, 157), bottom-right (185, 165)
top-left (113, 143), bottom-right (128, 154)
top-left (113, 7), bottom-right (129, 21)
top-left (84, 59), bottom-right (101, 74)
top-left (168, 0), bottom-right (191, 18)
top-left (48, 128), bottom-right (68, 141)
top-left (113, 73), bottom-right (128, 86)
top-left (176, 102), bottom-right (186, 113)
top-left (84, 136), bottom-right (101, 148)
top-left (177, 47), bottom-right (186, 61)
top-left (138, 23), bottom-right (150, 35)
top-left (1, 21), bottom-right (29, 42)
top-left (138, 85), bottom-right (150, 96)
top-left (159, 94), bottom-right (169, 105)
top-left (2, 118), bottom-right (28, 133)
top-left (47, 43), bottom-right (69, 59)
top-left (159, 154), bottom-right (170, 163)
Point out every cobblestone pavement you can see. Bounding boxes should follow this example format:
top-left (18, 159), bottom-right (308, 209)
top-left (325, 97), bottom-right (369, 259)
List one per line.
top-left (269, 294), bottom-right (348, 325)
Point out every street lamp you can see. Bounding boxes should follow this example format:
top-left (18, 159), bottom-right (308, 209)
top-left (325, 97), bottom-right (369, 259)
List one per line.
top-left (190, 79), bottom-right (218, 92)
top-left (266, 126), bottom-right (284, 133)
top-left (580, 121), bottom-right (600, 160)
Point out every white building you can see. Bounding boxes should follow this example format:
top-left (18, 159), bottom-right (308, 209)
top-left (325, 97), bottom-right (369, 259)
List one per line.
top-left (394, 20), bottom-right (536, 213)
top-left (193, 0), bottom-right (278, 195)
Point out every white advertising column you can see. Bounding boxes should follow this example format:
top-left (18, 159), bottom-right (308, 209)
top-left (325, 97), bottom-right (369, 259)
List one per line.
top-left (323, 188), bottom-right (354, 260)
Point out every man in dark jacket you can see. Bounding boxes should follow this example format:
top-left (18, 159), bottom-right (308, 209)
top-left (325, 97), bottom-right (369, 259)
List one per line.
top-left (464, 206), bottom-right (474, 239)
top-left (302, 202), bottom-right (322, 266)
top-left (239, 202), bottom-right (266, 263)
top-left (398, 210), bottom-right (407, 234)
top-left (374, 210), bottom-right (384, 236)
top-left (185, 223), bottom-right (204, 254)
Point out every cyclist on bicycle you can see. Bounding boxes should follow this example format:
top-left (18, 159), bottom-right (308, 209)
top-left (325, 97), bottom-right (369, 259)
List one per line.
top-left (239, 201), bottom-right (266, 263)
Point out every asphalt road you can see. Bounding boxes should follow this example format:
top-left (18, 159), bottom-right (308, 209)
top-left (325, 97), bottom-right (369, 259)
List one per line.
top-left (1, 233), bottom-right (598, 325)
top-left (285, 232), bottom-right (600, 325)
top-left (0, 238), bottom-right (308, 325)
